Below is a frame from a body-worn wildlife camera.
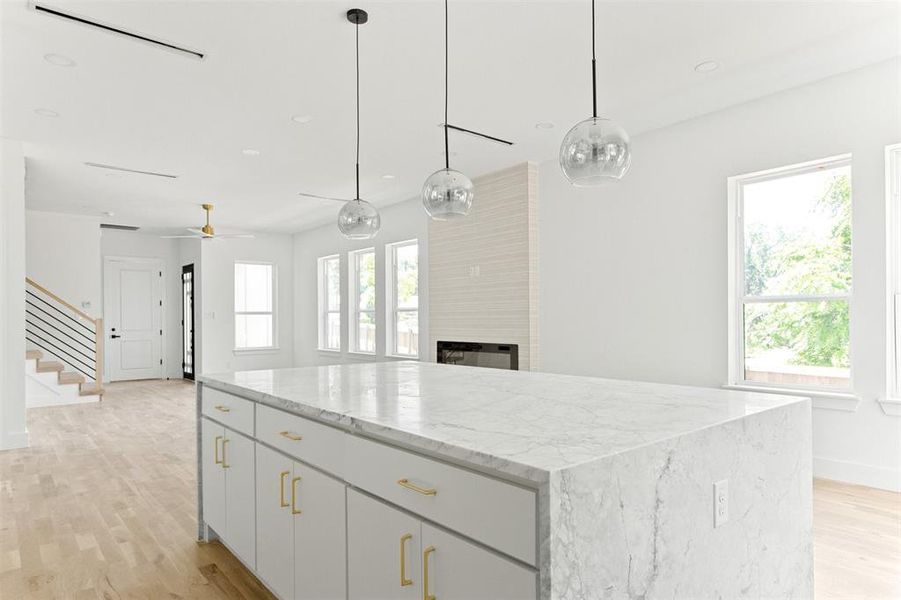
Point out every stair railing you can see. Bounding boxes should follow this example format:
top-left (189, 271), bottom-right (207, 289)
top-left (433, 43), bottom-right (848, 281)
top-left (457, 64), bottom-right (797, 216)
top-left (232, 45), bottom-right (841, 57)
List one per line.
top-left (24, 277), bottom-right (103, 392)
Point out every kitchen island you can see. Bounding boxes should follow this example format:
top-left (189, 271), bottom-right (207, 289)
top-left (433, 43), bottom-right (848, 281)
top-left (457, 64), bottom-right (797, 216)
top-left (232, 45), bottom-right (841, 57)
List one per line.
top-left (197, 361), bottom-right (812, 600)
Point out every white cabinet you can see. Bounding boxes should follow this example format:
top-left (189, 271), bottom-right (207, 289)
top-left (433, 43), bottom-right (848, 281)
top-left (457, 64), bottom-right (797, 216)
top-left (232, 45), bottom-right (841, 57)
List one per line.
top-left (255, 442), bottom-right (346, 600)
top-left (201, 416), bottom-right (255, 569)
top-left (348, 489), bottom-right (422, 599)
top-left (347, 490), bottom-right (536, 600)
top-left (255, 443), bottom-right (295, 599)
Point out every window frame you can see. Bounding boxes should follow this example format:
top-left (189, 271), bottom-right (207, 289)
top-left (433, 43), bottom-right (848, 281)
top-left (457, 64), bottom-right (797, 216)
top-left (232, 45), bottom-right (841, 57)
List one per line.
top-left (233, 260), bottom-right (277, 352)
top-left (727, 154), bottom-right (854, 395)
top-left (317, 254), bottom-right (341, 352)
top-left (386, 239), bottom-right (419, 358)
top-left (887, 144), bottom-right (901, 401)
top-left (348, 247), bottom-right (376, 355)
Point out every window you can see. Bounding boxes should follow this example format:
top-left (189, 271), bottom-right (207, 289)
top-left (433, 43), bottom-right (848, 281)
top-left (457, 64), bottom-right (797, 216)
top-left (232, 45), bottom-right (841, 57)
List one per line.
top-left (349, 248), bottom-right (376, 353)
top-left (888, 145), bottom-right (901, 398)
top-left (387, 240), bottom-right (419, 357)
top-left (234, 262), bottom-right (275, 350)
top-left (318, 255), bottom-right (341, 350)
top-left (729, 156), bottom-right (852, 391)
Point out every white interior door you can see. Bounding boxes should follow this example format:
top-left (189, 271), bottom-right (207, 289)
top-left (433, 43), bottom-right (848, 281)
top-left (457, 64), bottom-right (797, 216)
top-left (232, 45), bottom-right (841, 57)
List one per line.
top-left (105, 258), bottom-right (163, 381)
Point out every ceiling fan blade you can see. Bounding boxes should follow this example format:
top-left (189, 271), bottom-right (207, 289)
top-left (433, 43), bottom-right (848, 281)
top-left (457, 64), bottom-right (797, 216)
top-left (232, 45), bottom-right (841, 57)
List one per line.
top-left (297, 192), bottom-right (351, 203)
top-left (160, 235), bottom-right (202, 239)
top-left (186, 227), bottom-right (206, 235)
top-left (445, 123), bottom-right (514, 146)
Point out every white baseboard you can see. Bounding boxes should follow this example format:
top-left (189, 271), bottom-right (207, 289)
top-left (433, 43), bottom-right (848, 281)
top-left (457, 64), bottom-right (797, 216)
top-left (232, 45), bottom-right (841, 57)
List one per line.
top-left (1, 429), bottom-right (29, 450)
top-left (814, 456), bottom-right (901, 492)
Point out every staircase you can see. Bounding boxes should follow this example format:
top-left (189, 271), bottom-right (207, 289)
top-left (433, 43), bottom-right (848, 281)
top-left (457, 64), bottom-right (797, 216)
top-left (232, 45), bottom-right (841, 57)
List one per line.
top-left (25, 278), bottom-right (104, 407)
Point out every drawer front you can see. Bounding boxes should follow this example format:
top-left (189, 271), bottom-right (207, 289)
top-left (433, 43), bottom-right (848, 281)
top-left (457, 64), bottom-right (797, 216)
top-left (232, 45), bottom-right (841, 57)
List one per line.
top-left (256, 404), bottom-right (345, 477)
top-left (201, 387), bottom-right (254, 437)
top-left (345, 435), bottom-right (536, 566)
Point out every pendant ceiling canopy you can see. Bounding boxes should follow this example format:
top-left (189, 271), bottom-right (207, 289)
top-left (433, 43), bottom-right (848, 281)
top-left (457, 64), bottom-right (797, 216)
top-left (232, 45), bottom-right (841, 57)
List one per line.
top-left (337, 8), bottom-right (381, 240)
top-left (559, 0), bottom-right (632, 185)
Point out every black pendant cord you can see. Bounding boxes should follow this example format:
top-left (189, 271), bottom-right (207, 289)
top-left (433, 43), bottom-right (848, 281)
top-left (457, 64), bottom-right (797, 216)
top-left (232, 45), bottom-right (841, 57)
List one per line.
top-left (444, 0), bottom-right (450, 170)
top-left (591, 0), bottom-right (597, 119)
top-left (355, 19), bottom-right (361, 201)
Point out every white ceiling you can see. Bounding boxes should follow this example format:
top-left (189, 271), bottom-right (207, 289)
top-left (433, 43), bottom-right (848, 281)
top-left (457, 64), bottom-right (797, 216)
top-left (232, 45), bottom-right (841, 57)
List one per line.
top-left (2, 0), bottom-right (898, 234)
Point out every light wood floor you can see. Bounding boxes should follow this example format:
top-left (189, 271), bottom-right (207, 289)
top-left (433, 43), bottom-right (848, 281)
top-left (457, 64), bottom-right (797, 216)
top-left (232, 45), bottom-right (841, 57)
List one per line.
top-left (0, 379), bottom-right (898, 599)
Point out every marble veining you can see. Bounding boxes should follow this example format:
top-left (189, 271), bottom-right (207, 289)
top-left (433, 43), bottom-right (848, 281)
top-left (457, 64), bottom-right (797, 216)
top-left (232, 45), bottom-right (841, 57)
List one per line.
top-left (199, 361), bottom-right (804, 484)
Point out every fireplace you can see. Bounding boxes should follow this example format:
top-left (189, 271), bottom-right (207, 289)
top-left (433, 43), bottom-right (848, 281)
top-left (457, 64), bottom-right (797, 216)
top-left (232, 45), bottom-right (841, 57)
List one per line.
top-left (436, 341), bottom-right (519, 371)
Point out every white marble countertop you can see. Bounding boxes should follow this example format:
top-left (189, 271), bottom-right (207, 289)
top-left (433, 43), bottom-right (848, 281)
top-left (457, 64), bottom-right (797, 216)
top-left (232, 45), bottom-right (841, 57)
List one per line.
top-left (199, 362), bottom-right (805, 483)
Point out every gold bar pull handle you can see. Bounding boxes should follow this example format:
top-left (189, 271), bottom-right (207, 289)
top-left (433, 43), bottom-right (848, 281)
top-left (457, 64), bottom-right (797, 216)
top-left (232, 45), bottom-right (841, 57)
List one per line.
top-left (279, 470), bottom-right (290, 508)
top-left (221, 438), bottom-right (230, 468)
top-left (279, 431), bottom-right (303, 441)
top-left (397, 478), bottom-right (437, 496)
top-left (290, 476), bottom-right (302, 515)
top-left (423, 545), bottom-right (436, 600)
top-left (214, 435), bottom-right (223, 465)
top-left (400, 533), bottom-right (413, 587)
top-left (214, 405), bottom-right (231, 413)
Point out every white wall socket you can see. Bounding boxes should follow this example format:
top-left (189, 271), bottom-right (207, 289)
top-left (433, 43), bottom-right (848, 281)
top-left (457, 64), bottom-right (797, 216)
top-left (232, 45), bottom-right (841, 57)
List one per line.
top-left (714, 479), bottom-right (729, 527)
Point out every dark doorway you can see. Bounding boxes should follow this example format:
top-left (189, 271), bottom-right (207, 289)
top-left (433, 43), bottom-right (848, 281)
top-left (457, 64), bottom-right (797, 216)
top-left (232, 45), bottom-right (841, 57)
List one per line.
top-left (182, 264), bottom-right (195, 380)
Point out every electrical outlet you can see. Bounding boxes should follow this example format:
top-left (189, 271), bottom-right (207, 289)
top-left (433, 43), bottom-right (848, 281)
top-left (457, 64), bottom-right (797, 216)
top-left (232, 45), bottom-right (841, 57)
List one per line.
top-left (714, 479), bottom-right (728, 527)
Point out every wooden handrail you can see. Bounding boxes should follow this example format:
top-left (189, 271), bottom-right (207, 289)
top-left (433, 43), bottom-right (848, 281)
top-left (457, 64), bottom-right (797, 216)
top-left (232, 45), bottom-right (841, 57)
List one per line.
top-left (25, 277), bottom-right (97, 323)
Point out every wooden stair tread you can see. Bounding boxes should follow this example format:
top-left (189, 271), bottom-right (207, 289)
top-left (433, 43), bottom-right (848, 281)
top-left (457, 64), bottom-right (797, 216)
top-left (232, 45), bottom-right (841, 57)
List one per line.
top-left (58, 372), bottom-right (86, 385)
top-left (36, 361), bottom-right (64, 373)
top-left (25, 350), bottom-right (43, 360)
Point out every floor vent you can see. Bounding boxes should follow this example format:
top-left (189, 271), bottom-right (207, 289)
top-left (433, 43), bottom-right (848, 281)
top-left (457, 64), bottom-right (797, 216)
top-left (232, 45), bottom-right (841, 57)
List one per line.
top-left (33, 2), bottom-right (205, 60)
top-left (85, 162), bottom-right (178, 179)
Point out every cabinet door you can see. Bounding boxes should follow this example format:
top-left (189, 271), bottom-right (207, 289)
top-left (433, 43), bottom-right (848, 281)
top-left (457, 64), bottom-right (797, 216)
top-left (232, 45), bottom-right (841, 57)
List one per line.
top-left (223, 430), bottom-right (255, 570)
top-left (347, 489), bottom-right (422, 600)
top-left (293, 461), bottom-right (346, 600)
top-left (255, 443), bottom-right (294, 599)
top-left (201, 418), bottom-right (226, 537)
top-left (421, 523), bottom-right (537, 600)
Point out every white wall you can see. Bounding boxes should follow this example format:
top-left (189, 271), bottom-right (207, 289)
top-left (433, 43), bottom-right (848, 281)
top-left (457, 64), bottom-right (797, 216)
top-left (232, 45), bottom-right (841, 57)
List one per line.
top-left (293, 197), bottom-right (429, 367)
top-left (25, 210), bottom-right (102, 315)
top-left (100, 230), bottom-right (184, 379)
top-left (539, 59), bottom-right (901, 490)
top-left (0, 139), bottom-right (28, 449)
top-left (201, 234), bottom-right (295, 374)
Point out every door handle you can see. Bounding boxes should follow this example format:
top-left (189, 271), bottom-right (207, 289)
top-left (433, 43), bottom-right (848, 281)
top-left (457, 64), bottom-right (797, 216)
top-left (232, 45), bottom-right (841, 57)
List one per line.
top-left (221, 438), bottom-right (230, 469)
top-left (279, 470), bottom-right (290, 508)
top-left (423, 545), bottom-right (436, 600)
top-left (400, 533), bottom-right (413, 587)
top-left (214, 436), bottom-right (223, 465)
top-left (290, 476), bottom-right (302, 515)
top-left (110, 334), bottom-right (121, 339)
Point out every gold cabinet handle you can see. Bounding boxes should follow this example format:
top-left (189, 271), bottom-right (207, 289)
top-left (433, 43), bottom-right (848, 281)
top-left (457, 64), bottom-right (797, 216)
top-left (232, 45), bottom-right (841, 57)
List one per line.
top-left (214, 435), bottom-right (223, 465)
top-left (214, 405), bottom-right (231, 413)
top-left (279, 431), bottom-right (303, 441)
top-left (279, 470), bottom-right (290, 508)
top-left (290, 476), bottom-right (302, 515)
top-left (398, 478), bottom-right (437, 496)
top-left (400, 533), bottom-right (413, 587)
top-left (423, 545), bottom-right (436, 600)
top-left (221, 438), bottom-right (230, 469)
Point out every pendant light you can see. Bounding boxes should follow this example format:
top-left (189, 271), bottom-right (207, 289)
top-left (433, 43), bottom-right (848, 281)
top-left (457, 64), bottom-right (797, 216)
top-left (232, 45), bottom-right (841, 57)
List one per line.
top-left (559, 0), bottom-right (631, 185)
top-left (337, 8), bottom-right (381, 240)
top-left (421, 0), bottom-right (474, 220)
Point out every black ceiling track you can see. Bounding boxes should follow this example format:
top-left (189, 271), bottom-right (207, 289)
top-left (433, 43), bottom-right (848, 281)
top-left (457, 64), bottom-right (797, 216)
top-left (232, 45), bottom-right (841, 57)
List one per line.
top-left (33, 3), bottom-right (205, 60)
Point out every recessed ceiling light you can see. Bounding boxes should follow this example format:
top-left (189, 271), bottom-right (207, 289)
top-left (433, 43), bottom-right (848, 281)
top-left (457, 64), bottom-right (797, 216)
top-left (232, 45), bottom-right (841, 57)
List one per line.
top-left (44, 53), bottom-right (76, 67)
top-left (694, 60), bottom-right (719, 73)
top-left (290, 114), bottom-right (313, 124)
top-left (535, 122), bottom-right (555, 130)
top-left (34, 108), bottom-right (59, 117)
top-left (242, 148), bottom-right (261, 156)
top-left (381, 174), bottom-right (395, 180)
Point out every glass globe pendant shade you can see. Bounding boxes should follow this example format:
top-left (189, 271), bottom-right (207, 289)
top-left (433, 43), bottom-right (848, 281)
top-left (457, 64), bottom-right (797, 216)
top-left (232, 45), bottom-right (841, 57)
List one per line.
top-left (422, 168), bottom-right (474, 220)
top-left (337, 198), bottom-right (381, 240)
top-left (559, 117), bottom-right (631, 185)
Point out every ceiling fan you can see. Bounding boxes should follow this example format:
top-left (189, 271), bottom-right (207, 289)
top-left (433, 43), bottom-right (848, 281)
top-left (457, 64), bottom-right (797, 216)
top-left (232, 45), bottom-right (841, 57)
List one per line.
top-left (161, 204), bottom-right (255, 240)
